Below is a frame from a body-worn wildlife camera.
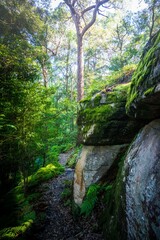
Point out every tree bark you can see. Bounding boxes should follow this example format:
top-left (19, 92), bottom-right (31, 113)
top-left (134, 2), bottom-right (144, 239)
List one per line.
top-left (149, 0), bottom-right (155, 38)
top-left (77, 35), bottom-right (84, 101)
top-left (65, 39), bottom-right (71, 94)
top-left (42, 62), bottom-right (48, 87)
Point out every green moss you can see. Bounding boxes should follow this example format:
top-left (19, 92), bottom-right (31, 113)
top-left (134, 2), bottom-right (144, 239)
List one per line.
top-left (126, 91), bottom-right (138, 113)
top-left (104, 64), bottom-right (136, 88)
top-left (0, 220), bottom-right (33, 239)
top-left (80, 83), bottom-right (130, 113)
top-left (101, 155), bottom-right (127, 240)
top-left (66, 146), bottom-right (82, 168)
top-left (126, 30), bottom-right (160, 114)
top-left (111, 83), bottom-right (131, 102)
top-left (144, 86), bottom-right (155, 96)
top-left (78, 83), bottom-right (130, 141)
top-left (0, 163), bottom-right (64, 239)
top-left (85, 64), bottom-right (136, 97)
top-left (84, 104), bottom-right (116, 122)
top-left (27, 163), bottom-right (64, 189)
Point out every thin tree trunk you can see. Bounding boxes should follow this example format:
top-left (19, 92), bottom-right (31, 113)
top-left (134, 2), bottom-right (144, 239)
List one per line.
top-left (77, 35), bottom-right (84, 101)
top-left (64, 0), bottom-right (110, 101)
top-left (66, 40), bottom-right (71, 94)
top-left (149, 0), bottom-right (155, 38)
top-left (42, 63), bottom-right (48, 88)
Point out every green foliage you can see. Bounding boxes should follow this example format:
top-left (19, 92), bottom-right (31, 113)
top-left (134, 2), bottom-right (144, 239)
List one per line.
top-left (0, 0), bottom-right (77, 236)
top-left (100, 155), bottom-right (127, 240)
top-left (61, 180), bottom-right (73, 207)
top-left (78, 81), bottom-right (131, 141)
top-left (27, 163), bottom-right (64, 189)
top-left (85, 64), bottom-right (136, 96)
top-left (61, 188), bottom-right (72, 206)
top-left (0, 0), bottom-right (47, 191)
top-left (102, 184), bottom-right (113, 204)
top-left (80, 184), bottom-right (100, 217)
top-left (144, 86), bottom-right (155, 96)
top-left (66, 146), bottom-right (82, 168)
top-left (0, 163), bottom-right (64, 239)
top-left (126, 30), bottom-right (160, 114)
top-left (80, 183), bottom-right (113, 217)
top-left (0, 220), bottom-right (33, 240)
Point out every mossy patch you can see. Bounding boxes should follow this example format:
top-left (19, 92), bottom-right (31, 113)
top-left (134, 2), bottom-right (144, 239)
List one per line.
top-left (144, 86), bottom-right (155, 96)
top-left (126, 30), bottom-right (160, 115)
top-left (78, 83), bottom-right (131, 145)
top-left (0, 163), bottom-right (64, 239)
top-left (27, 163), bottom-right (64, 189)
top-left (85, 64), bottom-right (136, 97)
top-left (100, 155), bottom-right (127, 240)
top-left (0, 220), bottom-right (33, 240)
top-left (66, 146), bottom-right (82, 168)
top-left (79, 83), bottom-right (130, 121)
top-left (80, 83), bottom-right (130, 109)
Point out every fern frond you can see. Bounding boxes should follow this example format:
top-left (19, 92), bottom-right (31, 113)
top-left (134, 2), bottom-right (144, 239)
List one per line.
top-left (80, 184), bottom-right (100, 217)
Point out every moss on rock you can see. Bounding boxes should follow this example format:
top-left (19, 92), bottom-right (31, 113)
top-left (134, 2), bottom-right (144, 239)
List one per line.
top-left (78, 80), bottom-right (146, 145)
top-left (100, 155), bottom-right (127, 240)
top-left (126, 30), bottom-right (160, 119)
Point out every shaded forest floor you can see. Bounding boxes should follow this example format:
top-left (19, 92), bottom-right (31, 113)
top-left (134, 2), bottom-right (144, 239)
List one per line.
top-left (28, 152), bottom-right (104, 240)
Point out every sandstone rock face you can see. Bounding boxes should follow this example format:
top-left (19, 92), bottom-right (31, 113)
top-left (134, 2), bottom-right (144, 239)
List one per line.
top-left (124, 119), bottom-right (160, 239)
top-left (126, 30), bottom-right (160, 119)
top-left (74, 32), bottom-right (160, 240)
top-left (78, 83), bottom-right (146, 145)
top-left (74, 144), bottom-right (127, 205)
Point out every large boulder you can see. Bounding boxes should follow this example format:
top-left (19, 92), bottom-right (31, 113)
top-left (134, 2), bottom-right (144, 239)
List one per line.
top-left (103, 120), bottom-right (160, 239)
top-left (74, 144), bottom-right (127, 205)
top-left (78, 83), bottom-right (146, 145)
top-left (124, 119), bottom-right (160, 239)
top-left (126, 30), bottom-right (160, 119)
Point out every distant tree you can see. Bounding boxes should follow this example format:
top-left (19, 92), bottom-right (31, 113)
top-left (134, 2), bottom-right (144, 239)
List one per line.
top-left (63, 0), bottom-right (113, 101)
top-left (0, 0), bottom-right (44, 192)
top-left (144, 0), bottom-right (160, 38)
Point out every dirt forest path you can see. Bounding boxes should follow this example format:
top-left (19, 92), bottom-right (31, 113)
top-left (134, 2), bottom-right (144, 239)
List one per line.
top-left (29, 152), bottom-right (104, 240)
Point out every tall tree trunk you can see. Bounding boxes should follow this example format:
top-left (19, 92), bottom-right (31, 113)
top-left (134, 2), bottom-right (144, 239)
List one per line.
top-left (149, 0), bottom-right (155, 38)
top-left (64, 0), bottom-right (110, 101)
top-left (77, 35), bottom-right (84, 101)
top-left (42, 62), bottom-right (48, 88)
top-left (66, 40), bottom-right (71, 94)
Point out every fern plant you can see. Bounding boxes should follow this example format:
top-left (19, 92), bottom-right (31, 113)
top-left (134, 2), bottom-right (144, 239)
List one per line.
top-left (80, 184), bottom-right (100, 217)
top-left (80, 183), bottom-right (113, 217)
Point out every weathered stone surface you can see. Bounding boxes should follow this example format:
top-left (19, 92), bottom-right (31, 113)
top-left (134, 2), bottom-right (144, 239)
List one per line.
top-left (73, 144), bottom-right (127, 205)
top-left (102, 120), bottom-right (160, 240)
top-left (124, 119), bottom-right (160, 239)
top-left (78, 83), bottom-right (146, 145)
top-left (126, 30), bottom-right (160, 119)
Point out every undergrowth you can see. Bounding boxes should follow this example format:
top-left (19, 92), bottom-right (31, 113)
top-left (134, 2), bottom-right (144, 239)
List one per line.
top-left (80, 183), bottom-right (112, 217)
top-left (0, 163), bottom-right (64, 240)
top-left (85, 64), bottom-right (136, 97)
top-left (66, 145), bottom-right (82, 168)
top-left (61, 180), bottom-right (73, 207)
